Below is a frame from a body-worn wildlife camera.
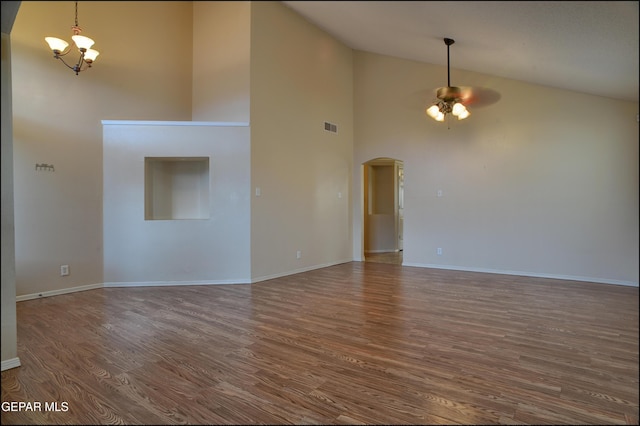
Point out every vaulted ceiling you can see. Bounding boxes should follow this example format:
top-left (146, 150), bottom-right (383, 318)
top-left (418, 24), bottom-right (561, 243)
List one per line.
top-left (283, 1), bottom-right (639, 102)
top-left (3, 1), bottom-right (638, 102)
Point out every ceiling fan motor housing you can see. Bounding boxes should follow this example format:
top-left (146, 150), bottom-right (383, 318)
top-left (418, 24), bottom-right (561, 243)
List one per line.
top-left (437, 86), bottom-right (464, 102)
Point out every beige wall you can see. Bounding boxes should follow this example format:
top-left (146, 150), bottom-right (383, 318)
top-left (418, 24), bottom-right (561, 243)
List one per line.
top-left (353, 51), bottom-right (639, 285)
top-left (10, 1), bottom-right (356, 295)
top-left (10, 2), bottom-right (193, 297)
top-left (192, 1), bottom-right (250, 122)
top-left (2, 30), bottom-right (19, 369)
top-left (103, 122), bottom-right (251, 285)
top-left (5, 0), bottom-right (638, 315)
top-left (250, 2), bottom-right (354, 280)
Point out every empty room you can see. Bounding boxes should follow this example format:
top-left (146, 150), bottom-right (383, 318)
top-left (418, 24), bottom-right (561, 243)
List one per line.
top-left (1, 1), bottom-right (638, 424)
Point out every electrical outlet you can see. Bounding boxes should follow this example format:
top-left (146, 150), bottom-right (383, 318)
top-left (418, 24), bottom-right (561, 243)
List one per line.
top-left (296, 250), bottom-right (301, 259)
top-left (60, 265), bottom-right (69, 276)
top-left (436, 248), bottom-right (443, 256)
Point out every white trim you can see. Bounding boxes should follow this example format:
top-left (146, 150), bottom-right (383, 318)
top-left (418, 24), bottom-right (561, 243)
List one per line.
top-left (1, 357), bottom-right (21, 371)
top-left (101, 120), bottom-right (249, 127)
top-left (14, 262), bottom-right (635, 303)
top-left (103, 279), bottom-right (251, 288)
top-left (251, 259), bottom-right (353, 283)
top-left (401, 262), bottom-right (639, 287)
top-left (16, 283), bottom-right (104, 302)
top-left (365, 249), bottom-right (400, 254)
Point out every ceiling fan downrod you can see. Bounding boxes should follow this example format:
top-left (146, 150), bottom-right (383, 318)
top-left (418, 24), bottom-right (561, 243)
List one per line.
top-left (444, 37), bottom-right (454, 87)
top-left (436, 38), bottom-right (463, 103)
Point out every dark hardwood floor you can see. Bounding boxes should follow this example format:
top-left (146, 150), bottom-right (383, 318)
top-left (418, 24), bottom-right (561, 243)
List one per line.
top-left (1, 262), bottom-right (638, 425)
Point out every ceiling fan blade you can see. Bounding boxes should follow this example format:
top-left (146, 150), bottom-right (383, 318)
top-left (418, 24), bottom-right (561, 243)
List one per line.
top-left (455, 86), bottom-right (474, 102)
top-left (459, 87), bottom-right (501, 108)
top-left (425, 38), bottom-right (501, 113)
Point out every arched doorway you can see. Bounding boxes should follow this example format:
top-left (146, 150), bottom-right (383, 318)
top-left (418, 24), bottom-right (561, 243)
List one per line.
top-left (362, 158), bottom-right (403, 264)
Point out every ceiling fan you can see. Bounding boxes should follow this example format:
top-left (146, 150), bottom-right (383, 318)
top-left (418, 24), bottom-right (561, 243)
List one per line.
top-left (425, 37), bottom-right (502, 125)
top-left (426, 38), bottom-right (472, 122)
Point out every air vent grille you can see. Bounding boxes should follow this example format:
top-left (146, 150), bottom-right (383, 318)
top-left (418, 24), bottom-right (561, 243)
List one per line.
top-left (324, 121), bottom-right (337, 133)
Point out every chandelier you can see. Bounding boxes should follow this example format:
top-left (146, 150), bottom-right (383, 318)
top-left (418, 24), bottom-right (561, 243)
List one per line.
top-left (45, 2), bottom-right (100, 75)
top-left (426, 38), bottom-right (470, 122)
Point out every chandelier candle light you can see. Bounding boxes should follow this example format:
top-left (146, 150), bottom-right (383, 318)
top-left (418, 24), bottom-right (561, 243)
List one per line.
top-left (45, 1), bottom-right (99, 75)
top-left (426, 38), bottom-right (470, 122)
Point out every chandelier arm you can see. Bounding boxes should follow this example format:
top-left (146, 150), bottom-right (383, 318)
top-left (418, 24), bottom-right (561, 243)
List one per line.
top-left (53, 55), bottom-right (78, 71)
top-left (54, 52), bottom-right (88, 75)
top-left (77, 54), bottom-right (87, 72)
top-left (53, 48), bottom-right (73, 58)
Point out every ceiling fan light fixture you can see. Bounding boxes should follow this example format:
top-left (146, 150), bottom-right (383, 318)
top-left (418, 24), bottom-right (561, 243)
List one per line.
top-left (427, 38), bottom-right (471, 124)
top-left (426, 104), bottom-right (440, 118)
top-left (456, 109), bottom-right (470, 120)
top-left (451, 102), bottom-right (466, 116)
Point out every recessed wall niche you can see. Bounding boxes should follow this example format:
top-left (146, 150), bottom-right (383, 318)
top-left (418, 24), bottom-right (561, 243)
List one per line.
top-left (144, 157), bottom-right (210, 220)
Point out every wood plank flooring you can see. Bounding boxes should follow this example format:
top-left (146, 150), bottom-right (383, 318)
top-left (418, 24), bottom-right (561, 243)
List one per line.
top-left (364, 251), bottom-right (403, 265)
top-left (1, 262), bottom-right (638, 425)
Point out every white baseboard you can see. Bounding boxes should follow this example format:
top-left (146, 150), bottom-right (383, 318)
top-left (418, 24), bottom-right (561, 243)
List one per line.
top-left (15, 261), bottom-right (635, 301)
top-left (16, 283), bottom-right (104, 302)
top-left (402, 262), bottom-right (639, 287)
top-left (1, 357), bottom-right (21, 371)
top-left (104, 278), bottom-right (251, 288)
top-left (251, 259), bottom-right (353, 283)
top-left (365, 249), bottom-right (400, 254)
top-left (16, 280), bottom-right (252, 301)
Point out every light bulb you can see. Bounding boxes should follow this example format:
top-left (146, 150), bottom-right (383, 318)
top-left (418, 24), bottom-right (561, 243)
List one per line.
top-left (72, 35), bottom-right (95, 51)
top-left (426, 105), bottom-right (440, 118)
top-left (452, 102), bottom-right (467, 116)
top-left (84, 49), bottom-right (100, 63)
top-left (457, 109), bottom-right (470, 120)
top-left (45, 37), bottom-right (69, 54)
